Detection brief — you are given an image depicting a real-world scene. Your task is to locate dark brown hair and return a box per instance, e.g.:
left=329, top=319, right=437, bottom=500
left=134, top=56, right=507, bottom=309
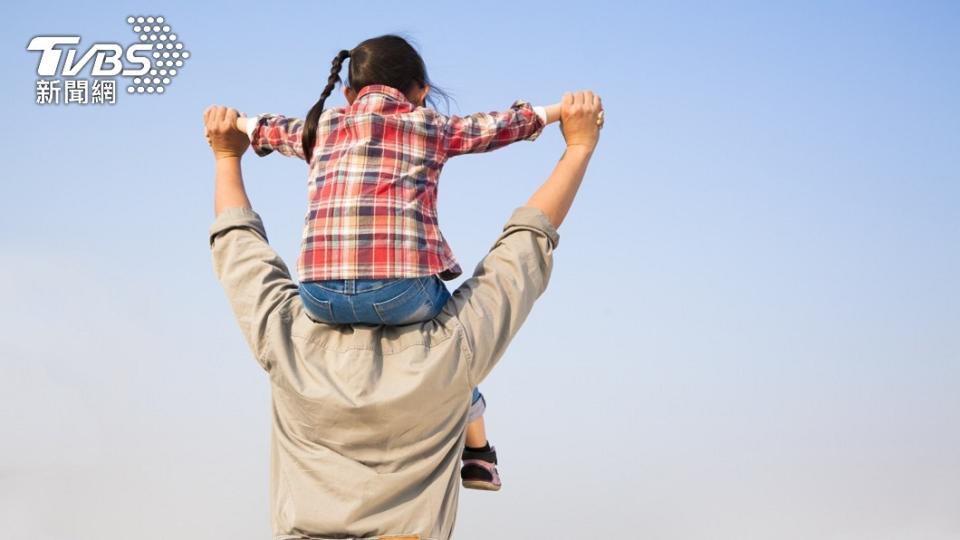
left=301, top=35, right=446, bottom=163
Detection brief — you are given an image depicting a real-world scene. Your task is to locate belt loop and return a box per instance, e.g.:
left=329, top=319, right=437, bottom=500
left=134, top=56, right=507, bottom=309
left=345, top=279, right=354, bottom=294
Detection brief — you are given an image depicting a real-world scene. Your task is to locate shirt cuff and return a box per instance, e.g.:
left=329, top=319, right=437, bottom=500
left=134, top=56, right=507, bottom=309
left=209, top=206, right=267, bottom=246
left=533, top=106, right=547, bottom=125
left=501, top=207, right=560, bottom=249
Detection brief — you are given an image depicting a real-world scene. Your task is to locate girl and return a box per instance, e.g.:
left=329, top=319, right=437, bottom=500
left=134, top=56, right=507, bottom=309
left=233, top=34, right=561, bottom=491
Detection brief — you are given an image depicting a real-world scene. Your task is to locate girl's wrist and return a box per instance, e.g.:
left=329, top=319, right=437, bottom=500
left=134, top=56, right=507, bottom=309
left=543, top=103, right=562, bottom=124
left=235, top=116, right=250, bottom=133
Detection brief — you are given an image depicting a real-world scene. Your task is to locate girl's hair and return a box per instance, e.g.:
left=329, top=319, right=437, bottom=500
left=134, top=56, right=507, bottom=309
left=302, top=34, right=446, bottom=163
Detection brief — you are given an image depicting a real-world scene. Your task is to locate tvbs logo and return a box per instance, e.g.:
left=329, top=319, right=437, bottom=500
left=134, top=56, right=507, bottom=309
left=27, top=16, right=190, bottom=105
left=28, top=37, right=153, bottom=77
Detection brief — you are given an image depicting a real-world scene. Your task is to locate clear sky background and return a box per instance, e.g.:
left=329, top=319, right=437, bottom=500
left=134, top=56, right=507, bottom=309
left=1, top=1, right=958, bottom=538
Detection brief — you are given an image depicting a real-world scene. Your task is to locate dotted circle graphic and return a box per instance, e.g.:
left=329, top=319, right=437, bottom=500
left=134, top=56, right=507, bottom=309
left=125, top=15, right=190, bottom=96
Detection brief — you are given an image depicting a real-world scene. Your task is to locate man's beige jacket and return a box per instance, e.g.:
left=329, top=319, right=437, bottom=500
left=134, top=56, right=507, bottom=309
left=210, top=206, right=559, bottom=540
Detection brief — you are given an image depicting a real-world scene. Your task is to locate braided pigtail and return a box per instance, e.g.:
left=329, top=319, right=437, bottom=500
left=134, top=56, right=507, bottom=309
left=302, top=49, right=351, bottom=163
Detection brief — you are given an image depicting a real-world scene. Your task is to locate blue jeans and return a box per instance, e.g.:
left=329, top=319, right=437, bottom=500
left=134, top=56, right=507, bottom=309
left=299, top=276, right=451, bottom=325
left=299, top=277, right=483, bottom=417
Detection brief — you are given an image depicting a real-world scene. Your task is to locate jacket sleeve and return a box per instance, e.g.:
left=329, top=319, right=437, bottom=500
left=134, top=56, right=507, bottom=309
left=250, top=113, right=307, bottom=160
left=438, top=101, right=545, bottom=158
left=209, top=207, right=300, bottom=371
left=444, top=207, right=560, bottom=386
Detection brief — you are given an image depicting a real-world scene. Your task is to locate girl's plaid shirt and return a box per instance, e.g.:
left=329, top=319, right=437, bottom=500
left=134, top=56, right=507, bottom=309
left=251, top=85, right=545, bottom=282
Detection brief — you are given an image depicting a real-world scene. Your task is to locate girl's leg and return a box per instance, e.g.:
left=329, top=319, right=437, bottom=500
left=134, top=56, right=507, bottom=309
left=465, top=416, right=488, bottom=448
left=465, top=387, right=488, bottom=447
left=461, top=388, right=501, bottom=491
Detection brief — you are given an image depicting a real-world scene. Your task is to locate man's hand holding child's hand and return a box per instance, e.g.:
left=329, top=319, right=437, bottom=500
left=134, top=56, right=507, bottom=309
left=203, top=105, right=249, bottom=159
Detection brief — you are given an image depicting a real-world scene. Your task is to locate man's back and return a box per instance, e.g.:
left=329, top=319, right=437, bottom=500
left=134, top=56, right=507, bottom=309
left=210, top=206, right=559, bottom=540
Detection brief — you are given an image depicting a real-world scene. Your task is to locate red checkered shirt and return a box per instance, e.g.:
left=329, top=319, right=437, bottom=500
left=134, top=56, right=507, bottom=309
left=251, top=84, right=544, bottom=282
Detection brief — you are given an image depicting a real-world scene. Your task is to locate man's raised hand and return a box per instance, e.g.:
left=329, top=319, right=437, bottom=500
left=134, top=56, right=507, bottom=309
left=203, top=105, right=249, bottom=159
left=559, top=90, right=603, bottom=153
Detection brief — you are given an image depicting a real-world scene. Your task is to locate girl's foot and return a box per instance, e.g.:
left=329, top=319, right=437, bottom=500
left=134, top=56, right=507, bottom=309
left=461, top=444, right=501, bottom=491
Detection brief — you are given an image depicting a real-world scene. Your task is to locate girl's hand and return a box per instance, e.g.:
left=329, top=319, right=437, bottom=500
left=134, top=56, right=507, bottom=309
left=560, top=91, right=603, bottom=152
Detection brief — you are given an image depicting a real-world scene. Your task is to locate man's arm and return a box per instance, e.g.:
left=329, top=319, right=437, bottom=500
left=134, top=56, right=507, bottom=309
left=204, top=105, right=252, bottom=217
left=205, top=105, right=299, bottom=371
left=449, top=91, right=602, bottom=385
left=525, top=90, right=602, bottom=228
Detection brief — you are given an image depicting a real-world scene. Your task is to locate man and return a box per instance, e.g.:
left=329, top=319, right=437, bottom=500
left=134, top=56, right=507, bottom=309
left=206, top=91, right=602, bottom=540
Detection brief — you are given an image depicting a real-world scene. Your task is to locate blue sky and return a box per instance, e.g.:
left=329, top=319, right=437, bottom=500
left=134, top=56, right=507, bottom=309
left=1, top=1, right=958, bottom=539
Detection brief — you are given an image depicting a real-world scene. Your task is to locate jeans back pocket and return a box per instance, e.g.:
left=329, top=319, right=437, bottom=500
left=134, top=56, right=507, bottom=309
left=373, top=279, right=436, bottom=325
left=298, top=284, right=336, bottom=323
